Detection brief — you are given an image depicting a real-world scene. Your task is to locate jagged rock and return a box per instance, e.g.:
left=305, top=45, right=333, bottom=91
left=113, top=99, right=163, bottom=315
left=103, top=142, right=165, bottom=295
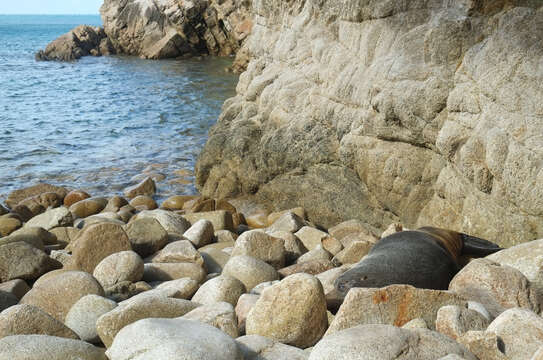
left=196, top=0, right=543, bottom=244
left=36, top=25, right=113, bottom=61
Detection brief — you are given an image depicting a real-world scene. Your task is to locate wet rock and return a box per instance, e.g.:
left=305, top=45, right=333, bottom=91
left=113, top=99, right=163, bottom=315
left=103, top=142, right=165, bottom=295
left=0, top=242, right=61, bottom=282
left=69, top=199, right=105, bottom=218
left=161, top=195, right=198, bottom=210
left=435, top=305, right=490, bottom=340
left=35, top=25, right=112, bottom=61
left=67, top=223, right=131, bottom=273
left=6, top=184, right=67, bottom=209
left=92, top=251, right=144, bottom=289
left=0, top=304, right=79, bottom=339
left=223, top=255, right=279, bottom=292
left=143, top=262, right=206, bottom=283
left=25, top=207, right=73, bottom=230
left=183, top=219, right=215, bottom=248
left=123, top=217, right=168, bottom=257
left=65, top=294, right=117, bottom=343
left=0, top=334, right=107, bottom=360
left=96, top=294, right=198, bottom=347
left=63, top=190, right=91, bottom=207
left=327, top=285, right=466, bottom=334
left=105, top=317, right=242, bottom=360
left=123, top=176, right=156, bottom=199
left=308, top=325, right=476, bottom=360
left=183, top=210, right=235, bottom=232
left=246, top=273, right=328, bottom=348
left=449, top=258, right=540, bottom=318
left=20, top=271, right=104, bottom=322
left=192, top=275, right=246, bottom=306
left=128, top=195, right=157, bottom=210
left=231, top=230, right=286, bottom=269
left=237, top=335, right=309, bottom=360
left=183, top=301, right=238, bottom=337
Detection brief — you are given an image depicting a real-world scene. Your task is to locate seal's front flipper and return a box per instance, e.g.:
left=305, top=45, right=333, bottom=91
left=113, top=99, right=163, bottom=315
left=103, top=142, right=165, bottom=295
left=461, top=234, right=502, bottom=257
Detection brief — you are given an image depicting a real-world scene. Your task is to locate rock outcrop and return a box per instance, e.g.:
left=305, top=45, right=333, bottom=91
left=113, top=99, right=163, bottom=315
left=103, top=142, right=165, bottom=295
left=196, top=0, right=543, bottom=246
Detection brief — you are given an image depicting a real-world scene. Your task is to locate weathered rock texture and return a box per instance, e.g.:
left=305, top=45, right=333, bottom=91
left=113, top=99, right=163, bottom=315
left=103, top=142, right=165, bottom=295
left=196, top=0, right=543, bottom=246
left=100, top=0, right=252, bottom=59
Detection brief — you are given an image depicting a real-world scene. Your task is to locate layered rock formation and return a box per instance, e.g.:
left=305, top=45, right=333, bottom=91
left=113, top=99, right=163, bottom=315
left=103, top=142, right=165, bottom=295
left=196, top=0, right=543, bottom=246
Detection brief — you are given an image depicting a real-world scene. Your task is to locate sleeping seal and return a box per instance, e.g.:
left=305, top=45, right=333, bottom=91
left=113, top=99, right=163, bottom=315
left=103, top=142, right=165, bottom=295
left=334, top=227, right=502, bottom=298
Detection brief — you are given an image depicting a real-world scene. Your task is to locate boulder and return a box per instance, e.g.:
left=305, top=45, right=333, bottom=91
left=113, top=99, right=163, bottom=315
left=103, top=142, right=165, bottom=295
left=296, top=246, right=332, bottom=264
left=69, top=199, right=105, bottom=219
left=153, top=278, right=199, bottom=299
left=63, top=190, right=91, bottom=207
left=191, top=275, right=246, bottom=306
left=0, top=242, right=61, bottom=282
left=327, top=285, right=466, bottom=334
left=67, top=223, right=132, bottom=273
left=65, top=295, right=117, bottom=343
left=183, top=210, right=235, bottom=232
left=231, top=230, right=286, bottom=269
left=0, top=217, right=21, bottom=237
left=92, top=251, right=144, bottom=289
left=129, top=195, right=157, bottom=210
left=7, top=226, right=57, bottom=247
left=49, top=227, right=79, bottom=246
left=183, top=219, right=215, bottom=248
left=294, top=227, right=330, bottom=251
left=0, top=335, right=107, bottom=360
left=308, top=325, right=476, bottom=360
left=246, top=273, right=328, bottom=348
left=269, top=231, right=307, bottom=263
left=151, top=240, right=204, bottom=265
left=123, top=217, right=168, bottom=257
left=449, top=258, right=540, bottom=317
left=237, top=335, right=309, bottom=360
left=266, top=212, right=306, bottom=233
left=435, top=305, right=490, bottom=340
left=223, top=255, right=279, bottom=292
left=143, top=262, right=206, bottom=283
left=328, top=220, right=379, bottom=243
left=105, top=317, right=242, bottom=360
left=20, top=271, right=104, bottom=322
left=161, top=195, right=199, bottom=210
left=331, top=240, right=373, bottom=265
left=0, top=304, right=78, bottom=339
left=457, top=331, right=508, bottom=360
left=123, top=176, right=156, bottom=199
left=5, top=184, right=67, bottom=209
left=200, top=247, right=231, bottom=274
left=133, top=209, right=191, bottom=236
left=278, top=259, right=334, bottom=278
left=183, top=301, right=238, bottom=338
left=0, top=291, right=17, bottom=313
left=235, top=294, right=259, bottom=335
left=96, top=294, right=198, bottom=347
left=0, top=279, right=30, bottom=300
left=25, top=207, right=73, bottom=230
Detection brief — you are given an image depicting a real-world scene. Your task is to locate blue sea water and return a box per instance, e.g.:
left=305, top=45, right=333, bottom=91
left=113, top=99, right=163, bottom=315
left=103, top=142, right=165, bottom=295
left=0, top=15, right=238, bottom=201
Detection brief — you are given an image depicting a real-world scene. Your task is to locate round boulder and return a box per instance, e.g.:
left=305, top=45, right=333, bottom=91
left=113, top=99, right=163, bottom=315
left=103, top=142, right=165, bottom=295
left=65, top=295, right=117, bottom=343
left=223, top=255, right=279, bottom=292
left=93, top=251, right=144, bottom=289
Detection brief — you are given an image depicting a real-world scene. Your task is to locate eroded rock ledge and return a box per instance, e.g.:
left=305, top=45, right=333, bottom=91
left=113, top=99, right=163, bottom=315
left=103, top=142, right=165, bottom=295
left=196, top=0, right=543, bottom=246
left=37, top=0, right=252, bottom=65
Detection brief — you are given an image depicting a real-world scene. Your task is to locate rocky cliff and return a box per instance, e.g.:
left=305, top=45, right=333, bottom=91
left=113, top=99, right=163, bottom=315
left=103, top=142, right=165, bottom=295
left=196, top=0, right=543, bottom=246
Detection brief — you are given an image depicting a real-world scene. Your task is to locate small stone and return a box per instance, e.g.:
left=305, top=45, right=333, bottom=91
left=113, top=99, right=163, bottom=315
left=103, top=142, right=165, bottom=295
left=67, top=223, right=132, bottom=273
left=69, top=199, right=105, bottom=219
left=192, top=275, right=246, bottom=306
left=134, top=209, right=191, bottom=236
left=246, top=273, right=328, bottom=348
left=297, top=246, right=332, bottom=264
left=436, top=305, right=490, bottom=340
left=183, top=301, right=238, bottom=337
left=295, top=226, right=329, bottom=251
left=96, top=294, right=198, bottom=347
left=154, top=278, right=199, bottom=299
left=0, top=217, right=21, bottom=237
left=236, top=294, right=259, bottom=335
left=237, top=335, right=309, bottom=360
left=231, top=230, right=286, bottom=269
left=129, top=195, right=157, bottom=210
left=0, top=304, right=79, bottom=339
left=25, top=207, right=73, bottom=230
left=151, top=240, right=204, bottom=265
left=215, top=229, right=238, bottom=242
left=105, top=318, right=242, bottom=360
left=6, top=184, right=68, bottom=209
left=0, top=335, right=107, bottom=360
left=183, top=219, right=215, bottom=248
left=0, top=242, right=61, bottom=282
left=223, top=255, right=279, bottom=292
left=183, top=210, right=235, bottom=232
left=123, top=217, right=168, bottom=257
left=123, top=176, right=156, bottom=199
left=327, top=285, right=466, bottom=335
left=278, top=259, right=334, bottom=278
left=93, top=251, right=144, bottom=289
left=0, top=279, right=30, bottom=300
left=331, top=240, right=373, bottom=265
left=308, top=325, right=476, bottom=360
left=20, top=271, right=104, bottom=322
left=143, top=262, right=206, bottom=283
left=266, top=212, right=306, bottom=233
left=457, top=331, right=508, bottom=360
left=486, top=308, right=543, bottom=360
left=63, top=190, right=91, bottom=207
left=449, top=258, right=540, bottom=318
left=65, top=294, right=117, bottom=343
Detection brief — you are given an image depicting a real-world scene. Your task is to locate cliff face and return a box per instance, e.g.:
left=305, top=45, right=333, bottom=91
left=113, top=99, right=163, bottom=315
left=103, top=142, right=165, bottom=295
left=196, top=0, right=543, bottom=246
left=100, top=0, right=252, bottom=59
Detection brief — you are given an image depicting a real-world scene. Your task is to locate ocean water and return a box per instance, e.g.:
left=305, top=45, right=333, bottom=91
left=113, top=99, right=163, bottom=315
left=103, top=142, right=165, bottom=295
left=0, top=15, right=238, bottom=202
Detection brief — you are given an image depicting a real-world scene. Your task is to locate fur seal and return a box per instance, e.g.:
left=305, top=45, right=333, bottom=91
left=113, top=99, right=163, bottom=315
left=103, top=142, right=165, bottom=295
left=334, top=227, right=502, bottom=297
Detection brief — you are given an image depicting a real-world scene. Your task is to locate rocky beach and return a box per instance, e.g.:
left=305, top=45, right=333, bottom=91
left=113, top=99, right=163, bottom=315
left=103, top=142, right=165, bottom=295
left=2, top=0, right=543, bottom=359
